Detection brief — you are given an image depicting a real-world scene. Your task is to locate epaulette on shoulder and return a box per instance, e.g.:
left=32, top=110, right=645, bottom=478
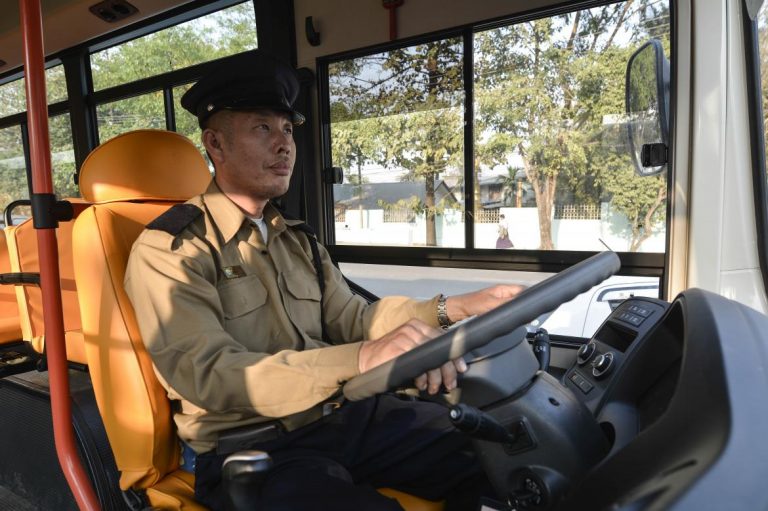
left=146, top=204, right=203, bottom=236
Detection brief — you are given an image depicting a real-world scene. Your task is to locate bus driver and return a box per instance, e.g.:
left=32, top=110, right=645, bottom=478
left=125, top=50, right=523, bottom=510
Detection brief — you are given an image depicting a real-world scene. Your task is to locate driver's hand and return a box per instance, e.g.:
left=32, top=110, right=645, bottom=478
left=358, top=319, right=468, bottom=394
left=445, top=284, right=526, bottom=323
left=413, top=357, right=467, bottom=395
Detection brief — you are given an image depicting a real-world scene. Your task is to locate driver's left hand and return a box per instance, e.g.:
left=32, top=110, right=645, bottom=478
left=445, top=284, right=526, bottom=324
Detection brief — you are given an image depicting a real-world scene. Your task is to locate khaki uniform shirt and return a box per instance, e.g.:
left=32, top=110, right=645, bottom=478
left=125, top=181, right=440, bottom=453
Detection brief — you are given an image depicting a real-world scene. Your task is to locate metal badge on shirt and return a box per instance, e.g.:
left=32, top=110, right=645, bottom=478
left=222, top=265, right=247, bottom=279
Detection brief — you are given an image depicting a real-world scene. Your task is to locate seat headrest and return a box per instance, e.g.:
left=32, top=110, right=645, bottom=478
left=79, top=130, right=212, bottom=203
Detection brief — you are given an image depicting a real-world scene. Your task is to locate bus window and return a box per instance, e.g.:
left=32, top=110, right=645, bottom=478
left=752, top=3, right=768, bottom=299
left=0, top=125, right=26, bottom=219
left=323, top=1, right=670, bottom=254
left=45, top=64, right=67, bottom=105
left=0, top=78, right=25, bottom=118
left=473, top=4, right=669, bottom=252
left=0, top=64, right=67, bottom=119
left=0, top=64, right=71, bottom=223
left=89, top=1, right=258, bottom=91
left=50, top=113, right=78, bottom=199
left=321, top=0, right=670, bottom=338
left=328, top=38, right=465, bottom=248
left=173, top=83, right=207, bottom=158
left=96, top=91, right=165, bottom=141
left=757, top=8, right=768, bottom=199
left=0, top=64, right=67, bottom=118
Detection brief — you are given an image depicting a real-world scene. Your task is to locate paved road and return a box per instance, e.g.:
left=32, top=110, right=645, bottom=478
left=340, top=263, right=550, bottom=299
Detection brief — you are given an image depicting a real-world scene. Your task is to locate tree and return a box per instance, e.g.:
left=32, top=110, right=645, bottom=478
left=331, top=117, right=383, bottom=225
left=474, top=1, right=669, bottom=250
left=90, top=2, right=256, bottom=144
left=0, top=65, right=76, bottom=212
left=758, top=8, right=768, bottom=174
left=0, top=125, right=27, bottom=213
left=329, top=39, right=465, bottom=246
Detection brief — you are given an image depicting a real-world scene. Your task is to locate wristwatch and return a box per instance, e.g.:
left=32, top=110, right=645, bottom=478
left=437, top=294, right=453, bottom=330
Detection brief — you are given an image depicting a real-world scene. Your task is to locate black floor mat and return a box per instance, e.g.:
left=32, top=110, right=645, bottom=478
left=0, top=485, right=39, bottom=510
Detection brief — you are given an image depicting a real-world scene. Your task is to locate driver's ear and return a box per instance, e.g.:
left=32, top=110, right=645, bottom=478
left=202, top=128, right=226, bottom=166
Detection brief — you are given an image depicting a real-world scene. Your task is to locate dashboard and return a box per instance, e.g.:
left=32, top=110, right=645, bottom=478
left=558, top=289, right=768, bottom=510
left=563, top=297, right=682, bottom=449
left=470, top=289, right=768, bottom=510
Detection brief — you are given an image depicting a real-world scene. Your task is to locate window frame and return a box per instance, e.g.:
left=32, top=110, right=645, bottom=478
left=0, top=59, right=71, bottom=205
left=87, top=0, right=260, bottom=144
left=317, top=0, right=674, bottom=279
left=743, top=0, right=768, bottom=300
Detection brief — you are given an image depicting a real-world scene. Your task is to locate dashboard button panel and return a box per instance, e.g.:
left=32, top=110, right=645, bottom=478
left=617, top=311, right=644, bottom=327
left=563, top=297, right=669, bottom=413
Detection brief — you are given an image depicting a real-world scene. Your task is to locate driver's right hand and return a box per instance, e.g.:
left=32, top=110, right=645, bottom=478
left=358, top=319, right=468, bottom=395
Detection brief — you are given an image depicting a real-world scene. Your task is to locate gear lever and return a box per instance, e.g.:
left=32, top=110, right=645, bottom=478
left=532, top=327, right=551, bottom=372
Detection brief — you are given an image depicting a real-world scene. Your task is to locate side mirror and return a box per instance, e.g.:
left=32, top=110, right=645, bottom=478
left=625, top=39, right=670, bottom=176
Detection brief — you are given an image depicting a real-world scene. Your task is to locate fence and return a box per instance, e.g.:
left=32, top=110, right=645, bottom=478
left=383, top=207, right=416, bottom=223
left=475, top=208, right=500, bottom=223
left=554, top=204, right=601, bottom=220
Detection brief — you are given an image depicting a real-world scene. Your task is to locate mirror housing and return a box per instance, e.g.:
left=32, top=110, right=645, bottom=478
left=625, top=39, right=670, bottom=176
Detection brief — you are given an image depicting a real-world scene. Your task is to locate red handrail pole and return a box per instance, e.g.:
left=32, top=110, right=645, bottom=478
left=18, top=1, right=100, bottom=510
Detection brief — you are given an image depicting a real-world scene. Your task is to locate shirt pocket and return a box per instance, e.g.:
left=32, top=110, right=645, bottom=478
left=282, top=271, right=322, bottom=340
left=219, top=275, right=268, bottom=320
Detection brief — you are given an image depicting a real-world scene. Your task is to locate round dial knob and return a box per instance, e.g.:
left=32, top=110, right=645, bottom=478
left=592, top=352, right=615, bottom=379
left=576, top=341, right=596, bottom=365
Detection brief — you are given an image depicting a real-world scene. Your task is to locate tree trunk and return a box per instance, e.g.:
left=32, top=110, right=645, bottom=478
left=425, top=170, right=437, bottom=246
left=630, top=184, right=666, bottom=251
left=357, top=160, right=364, bottom=229
left=528, top=168, right=556, bottom=250
left=537, top=180, right=555, bottom=250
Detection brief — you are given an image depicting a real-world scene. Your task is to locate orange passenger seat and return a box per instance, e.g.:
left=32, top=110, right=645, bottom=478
left=72, top=129, right=442, bottom=511
left=0, top=229, right=22, bottom=345
left=5, top=201, right=89, bottom=365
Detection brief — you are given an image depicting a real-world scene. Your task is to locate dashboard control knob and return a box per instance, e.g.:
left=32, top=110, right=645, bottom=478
left=592, top=352, right=615, bottom=379
left=576, top=342, right=596, bottom=365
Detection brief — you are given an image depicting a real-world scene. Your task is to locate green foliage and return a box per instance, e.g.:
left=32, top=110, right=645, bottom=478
left=0, top=79, right=26, bottom=118
left=0, top=126, right=27, bottom=211
left=92, top=1, right=257, bottom=143
left=50, top=113, right=79, bottom=199
left=0, top=113, right=78, bottom=214
left=0, top=64, right=69, bottom=118
left=329, top=39, right=465, bottom=245
left=328, top=0, right=671, bottom=251
left=757, top=7, right=768, bottom=184
left=473, top=0, right=670, bottom=250
left=90, top=2, right=257, bottom=90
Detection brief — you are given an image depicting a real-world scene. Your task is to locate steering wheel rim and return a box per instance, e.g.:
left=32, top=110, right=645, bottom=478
left=343, top=251, right=621, bottom=401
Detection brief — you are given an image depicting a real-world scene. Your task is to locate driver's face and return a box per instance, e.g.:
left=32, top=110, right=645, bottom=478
left=207, top=109, right=296, bottom=201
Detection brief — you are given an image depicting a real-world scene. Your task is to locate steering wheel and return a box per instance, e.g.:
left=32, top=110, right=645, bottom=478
left=343, top=251, right=621, bottom=401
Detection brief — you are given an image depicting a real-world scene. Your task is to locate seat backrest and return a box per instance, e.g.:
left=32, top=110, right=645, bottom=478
left=0, top=229, right=22, bottom=344
left=72, top=130, right=211, bottom=490
left=6, top=201, right=89, bottom=364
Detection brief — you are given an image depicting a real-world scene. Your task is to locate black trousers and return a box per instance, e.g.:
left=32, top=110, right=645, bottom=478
left=194, top=394, right=490, bottom=511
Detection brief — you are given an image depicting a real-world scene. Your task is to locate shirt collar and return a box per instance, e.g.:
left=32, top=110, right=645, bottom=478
left=203, top=180, right=292, bottom=244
